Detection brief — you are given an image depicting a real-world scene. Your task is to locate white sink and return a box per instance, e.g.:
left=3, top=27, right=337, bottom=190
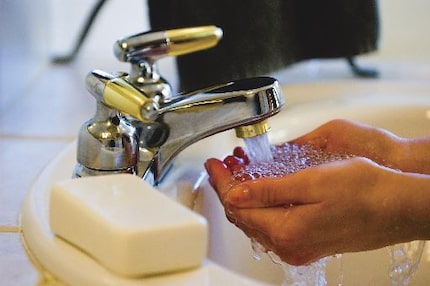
left=21, top=80, right=430, bottom=285
left=174, top=81, right=430, bottom=285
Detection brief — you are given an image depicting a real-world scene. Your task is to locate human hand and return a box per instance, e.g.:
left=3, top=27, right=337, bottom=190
left=205, top=155, right=429, bottom=265
left=204, top=119, right=430, bottom=265
left=289, top=119, right=405, bottom=170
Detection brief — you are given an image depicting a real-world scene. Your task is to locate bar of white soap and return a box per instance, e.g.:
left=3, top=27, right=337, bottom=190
left=49, top=174, right=208, bottom=277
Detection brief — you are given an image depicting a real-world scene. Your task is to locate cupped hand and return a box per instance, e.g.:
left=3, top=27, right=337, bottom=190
left=289, top=119, right=407, bottom=170
left=205, top=155, right=429, bottom=265
left=291, top=119, right=430, bottom=174
left=204, top=119, right=430, bottom=265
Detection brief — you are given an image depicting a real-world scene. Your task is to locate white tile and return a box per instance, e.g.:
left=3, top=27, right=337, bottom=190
left=0, top=65, right=93, bottom=137
left=0, top=56, right=180, bottom=138
left=0, top=138, right=70, bottom=226
left=48, top=0, right=150, bottom=59
left=0, top=233, right=39, bottom=286
left=0, top=0, right=50, bottom=110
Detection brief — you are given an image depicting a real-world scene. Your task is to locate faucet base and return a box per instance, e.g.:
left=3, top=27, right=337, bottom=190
left=72, top=164, right=136, bottom=178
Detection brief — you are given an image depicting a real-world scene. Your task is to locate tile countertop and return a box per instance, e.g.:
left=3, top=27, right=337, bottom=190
left=1, top=57, right=430, bottom=285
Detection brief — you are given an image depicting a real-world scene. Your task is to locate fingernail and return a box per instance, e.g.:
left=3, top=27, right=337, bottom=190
left=204, top=160, right=212, bottom=173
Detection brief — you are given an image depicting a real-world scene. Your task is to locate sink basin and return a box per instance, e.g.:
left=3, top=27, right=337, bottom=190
left=21, top=80, right=430, bottom=285
left=173, top=81, right=430, bottom=285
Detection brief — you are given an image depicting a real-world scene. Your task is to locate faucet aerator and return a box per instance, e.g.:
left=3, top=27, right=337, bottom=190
left=235, top=119, right=271, bottom=139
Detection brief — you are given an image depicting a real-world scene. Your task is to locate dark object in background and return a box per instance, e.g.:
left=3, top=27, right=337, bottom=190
left=51, top=0, right=108, bottom=64
left=148, top=0, right=380, bottom=91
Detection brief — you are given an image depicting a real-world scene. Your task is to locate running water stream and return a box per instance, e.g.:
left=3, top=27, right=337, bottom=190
left=242, top=133, right=273, bottom=163
left=237, top=134, right=424, bottom=285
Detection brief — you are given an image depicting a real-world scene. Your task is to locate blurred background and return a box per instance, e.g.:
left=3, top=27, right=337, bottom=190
left=1, top=0, right=430, bottom=111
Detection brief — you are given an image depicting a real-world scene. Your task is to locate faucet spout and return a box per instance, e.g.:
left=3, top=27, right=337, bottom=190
left=74, top=27, right=286, bottom=185
left=141, top=77, right=285, bottom=183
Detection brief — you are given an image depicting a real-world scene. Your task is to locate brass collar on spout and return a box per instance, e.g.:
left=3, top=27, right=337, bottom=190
left=235, top=119, right=271, bottom=139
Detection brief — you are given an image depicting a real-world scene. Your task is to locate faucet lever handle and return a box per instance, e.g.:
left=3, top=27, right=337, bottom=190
left=113, top=26, right=223, bottom=63
left=87, top=70, right=159, bottom=122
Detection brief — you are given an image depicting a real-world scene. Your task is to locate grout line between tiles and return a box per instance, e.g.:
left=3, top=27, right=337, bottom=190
left=0, top=134, right=75, bottom=142
left=0, top=226, right=20, bottom=232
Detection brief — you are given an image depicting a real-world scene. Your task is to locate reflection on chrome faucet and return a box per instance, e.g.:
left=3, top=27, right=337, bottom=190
left=142, top=76, right=284, bottom=183
left=74, top=70, right=284, bottom=184
left=73, top=26, right=285, bottom=184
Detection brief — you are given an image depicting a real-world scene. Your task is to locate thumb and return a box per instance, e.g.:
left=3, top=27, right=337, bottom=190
left=225, top=174, right=316, bottom=208
left=204, top=158, right=233, bottom=201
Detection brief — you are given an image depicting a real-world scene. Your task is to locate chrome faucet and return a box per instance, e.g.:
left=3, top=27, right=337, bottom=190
left=73, top=26, right=285, bottom=184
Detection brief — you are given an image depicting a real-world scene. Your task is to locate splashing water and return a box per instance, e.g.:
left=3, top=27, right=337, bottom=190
left=251, top=237, right=266, bottom=261
left=238, top=142, right=352, bottom=285
left=388, top=241, right=425, bottom=286
left=235, top=142, right=353, bottom=181
left=251, top=238, right=343, bottom=286
left=280, top=258, right=328, bottom=286
left=235, top=141, right=424, bottom=285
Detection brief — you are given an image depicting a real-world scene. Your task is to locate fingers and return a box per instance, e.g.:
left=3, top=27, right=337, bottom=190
left=289, top=119, right=361, bottom=150
left=223, top=146, right=250, bottom=172
left=224, top=170, right=319, bottom=209
left=230, top=206, right=320, bottom=266
left=288, top=120, right=337, bottom=148
left=204, top=158, right=234, bottom=201
left=233, top=146, right=250, bottom=164
left=289, top=133, right=328, bottom=149
left=223, top=155, right=245, bottom=172
left=289, top=119, right=400, bottom=163
left=233, top=206, right=290, bottom=234
left=227, top=207, right=288, bottom=254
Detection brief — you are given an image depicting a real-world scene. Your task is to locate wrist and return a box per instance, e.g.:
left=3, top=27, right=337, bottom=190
left=396, top=138, right=430, bottom=174
left=374, top=170, right=430, bottom=243
left=397, top=172, right=430, bottom=240
left=389, top=137, right=411, bottom=171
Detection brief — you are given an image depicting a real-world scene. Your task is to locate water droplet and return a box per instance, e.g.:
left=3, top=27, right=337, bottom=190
left=234, top=142, right=354, bottom=181
left=236, top=141, right=354, bottom=285
left=250, top=238, right=266, bottom=261
left=388, top=241, right=425, bottom=285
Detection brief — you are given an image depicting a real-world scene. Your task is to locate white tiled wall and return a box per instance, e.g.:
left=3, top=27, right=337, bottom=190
left=0, top=1, right=429, bottom=285
left=0, top=0, right=49, bottom=110
left=48, top=0, right=150, bottom=58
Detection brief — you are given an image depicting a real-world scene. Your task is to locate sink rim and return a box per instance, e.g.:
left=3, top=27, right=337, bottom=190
left=20, top=89, right=430, bottom=285
left=19, top=143, right=269, bottom=286
left=188, top=98, right=430, bottom=285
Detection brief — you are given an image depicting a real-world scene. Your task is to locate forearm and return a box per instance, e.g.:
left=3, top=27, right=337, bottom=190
left=289, top=120, right=430, bottom=174
left=355, top=130, right=430, bottom=175
left=398, top=137, right=430, bottom=174
left=379, top=170, right=430, bottom=243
